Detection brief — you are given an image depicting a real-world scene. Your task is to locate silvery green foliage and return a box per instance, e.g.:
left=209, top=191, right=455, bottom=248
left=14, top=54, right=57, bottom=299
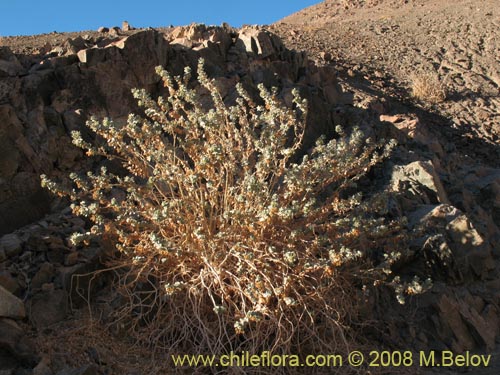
left=42, top=59, right=422, bottom=356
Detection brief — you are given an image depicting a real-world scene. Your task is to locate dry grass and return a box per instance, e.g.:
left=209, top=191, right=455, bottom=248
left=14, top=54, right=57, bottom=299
left=411, top=71, right=447, bottom=103
left=34, top=310, right=163, bottom=374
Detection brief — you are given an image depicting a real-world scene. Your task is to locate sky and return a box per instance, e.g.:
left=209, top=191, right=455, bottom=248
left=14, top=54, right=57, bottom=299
left=0, top=0, right=321, bottom=37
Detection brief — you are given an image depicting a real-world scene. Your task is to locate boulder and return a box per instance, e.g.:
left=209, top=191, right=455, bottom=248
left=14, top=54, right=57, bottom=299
left=446, top=215, right=495, bottom=278
left=0, top=105, right=49, bottom=235
left=76, top=47, right=112, bottom=66
left=118, top=30, right=169, bottom=86
left=435, top=294, right=476, bottom=352
left=434, top=292, right=498, bottom=352
left=122, top=21, right=133, bottom=32
left=0, top=271, right=20, bottom=295
left=456, top=167, right=500, bottom=246
left=0, top=47, right=26, bottom=77
left=391, top=160, right=449, bottom=206
left=29, top=289, right=68, bottom=328
left=381, top=114, right=444, bottom=156
left=409, top=204, right=495, bottom=280
left=31, top=262, right=55, bottom=290
left=236, top=27, right=282, bottom=57
left=0, top=285, right=25, bottom=319
left=61, top=36, right=89, bottom=56
left=0, top=233, right=22, bottom=258
left=320, top=51, right=332, bottom=61
left=33, top=356, right=53, bottom=375
left=108, top=27, right=121, bottom=37
left=0, top=105, right=23, bottom=181
left=0, top=319, right=38, bottom=367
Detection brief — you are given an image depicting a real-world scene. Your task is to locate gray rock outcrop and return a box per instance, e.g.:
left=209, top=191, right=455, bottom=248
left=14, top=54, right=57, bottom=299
left=0, top=26, right=348, bottom=235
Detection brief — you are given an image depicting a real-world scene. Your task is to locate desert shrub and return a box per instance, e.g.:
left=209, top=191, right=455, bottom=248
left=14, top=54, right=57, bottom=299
left=411, top=71, right=447, bottom=103
left=42, top=59, right=413, bottom=368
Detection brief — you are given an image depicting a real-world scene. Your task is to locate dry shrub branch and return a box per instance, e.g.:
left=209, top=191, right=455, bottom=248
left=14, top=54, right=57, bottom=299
left=411, top=71, right=447, bottom=104
left=42, top=59, right=416, bottom=369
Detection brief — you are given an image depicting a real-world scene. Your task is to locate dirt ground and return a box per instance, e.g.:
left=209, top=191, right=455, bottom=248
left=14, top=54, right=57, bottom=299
left=270, top=0, right=499, bottom=167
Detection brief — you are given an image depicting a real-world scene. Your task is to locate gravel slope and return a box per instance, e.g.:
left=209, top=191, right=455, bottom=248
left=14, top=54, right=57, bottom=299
left=270, top=0, right=499, bottom=166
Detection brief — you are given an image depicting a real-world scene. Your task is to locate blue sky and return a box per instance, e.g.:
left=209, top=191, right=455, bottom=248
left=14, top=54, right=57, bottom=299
left=0, top=0, right=320, bottom=36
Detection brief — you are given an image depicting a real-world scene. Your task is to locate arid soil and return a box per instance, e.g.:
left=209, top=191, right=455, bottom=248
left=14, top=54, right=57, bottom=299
left=271, top=0, right=499, bottom=166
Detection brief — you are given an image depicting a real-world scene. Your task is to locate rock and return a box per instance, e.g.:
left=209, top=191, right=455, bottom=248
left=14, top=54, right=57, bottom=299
left=50, top=46, right=66, bottom=56
left=33, top=356, right=53, bottom=375
left=62, top=109, right=85, bottom=133
left=46, top=246, right=66, bottom=264
left=55, top=365, right=98, bottom=375
left=209, top=29, right=233, bottom=57
left=459, top=167, right=500, bottom=241
left=0, top=319, right=38, bottom=366
left=435, top=294, right=476, bottom=352
left=0, top=105, right=23, bottom=181
left=31, top=262, right=55, bottom=290
left=76, top=47, right=109, bottom=65
left=186, top=23, right=207, bottom=41
left=0, top=285, right=25, bottom=319
left=446, top=215, right=495, bottom=278
left=0, top=233, right=22, bottom=258
left=29, top=289, right=68, bottom=328
left=64, top=251, right=79, bottom=266
left=170, top=26, right=185, bottom=40
left=117, top=30, right=169, bottom=86
left=58, top=259, right=103, bottom=306
left=319, top=51, right=332, bottom=61
left=122, top=21, right=133, bottom=32
left=28, top=59, right=55, bottom=73
left=0, top=271, right=20, bottom=295
left=434, top=292, right=499, bottom=352
left=457, top=297, right=496, bottom=350
left=0, top=362, right=16, bottom=374
left=421, top=234, right=462, bottom=282
left=410, top=204, right=495, bottom=280
left=97, top=27, right=109, bottom=33
left=18, top=250, right=32, bottom=263
left=41, top=283, right=55, bottom=292
left=236, top=28, right=281, bottom=57
left=0, top=104, right=52, bottom=236
left=108, top=27, right=121, bottom=37
left=0, top=47, right=26, bottom=77
left=323, top=84, right=343, bottom=105
left=380, top=114, right=443, bottom=156
left=482, top=304, right=500, bottom=340
left=391, top=160, right=449, bottom=206
left=61, top=36, right=88, bottom=56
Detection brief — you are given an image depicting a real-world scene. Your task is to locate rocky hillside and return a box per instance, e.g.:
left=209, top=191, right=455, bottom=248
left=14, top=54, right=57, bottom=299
left=272, top=0, right=499, bottom=164
left=0, top=0, right=499, bottom=373
left=272, top=0, right=500, bottom=372
left=0, top=25, right=347, bottom=235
